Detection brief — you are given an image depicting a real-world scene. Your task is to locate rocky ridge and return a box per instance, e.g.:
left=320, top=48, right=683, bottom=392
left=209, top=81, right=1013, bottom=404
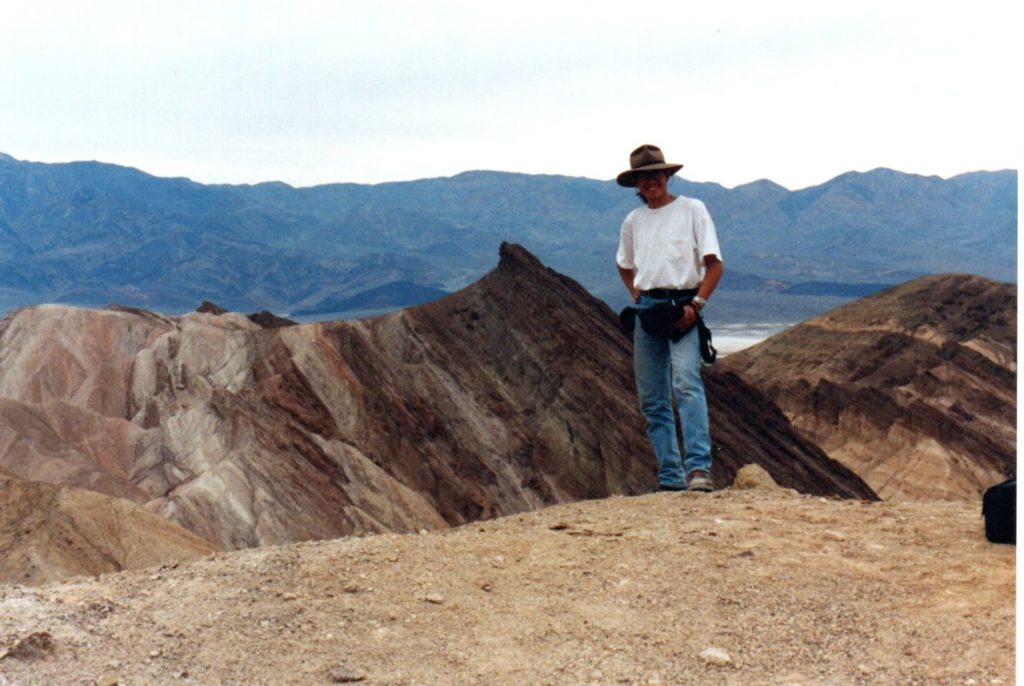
left=0, top=244, right=872, bottom=581
left=721, top=274, right=1016, bottom=501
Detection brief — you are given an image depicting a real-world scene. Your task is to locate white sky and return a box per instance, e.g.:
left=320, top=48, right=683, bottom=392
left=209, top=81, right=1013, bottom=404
left=1, top=0, right=1019, bottom=190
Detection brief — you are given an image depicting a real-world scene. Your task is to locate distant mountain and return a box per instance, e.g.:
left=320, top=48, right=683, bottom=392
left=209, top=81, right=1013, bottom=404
left=781, top=281, right=895, bottom=297
left=720, top=274, right=1016, bottom=501
left=0, top=153, right=1016, bottom=322
left=0, top=244, right=873, bottom=553
left=291, top=280, right=450, bottom=317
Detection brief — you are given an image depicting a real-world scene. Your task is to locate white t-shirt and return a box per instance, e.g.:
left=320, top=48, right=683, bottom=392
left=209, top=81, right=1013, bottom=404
left=616, top=196, right=722, bottom=291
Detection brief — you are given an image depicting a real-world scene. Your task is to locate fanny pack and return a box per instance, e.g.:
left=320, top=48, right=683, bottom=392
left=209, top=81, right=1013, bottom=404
left=619, top=298, right=717, bottom=364
left=638, top=301, right=690, bottom=341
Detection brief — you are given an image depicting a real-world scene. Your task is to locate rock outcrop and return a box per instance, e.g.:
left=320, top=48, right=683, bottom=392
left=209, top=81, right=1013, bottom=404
left=0, top=468, right=216, bottom=585
left=703, top=369, right=874, bottom=500
left=721, top=274, right=1016, bottom=501
left=0, top=244, right=874, bottom=556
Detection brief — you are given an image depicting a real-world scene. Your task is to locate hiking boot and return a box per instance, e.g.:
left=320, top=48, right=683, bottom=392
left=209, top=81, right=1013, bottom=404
left=686, top=470, right=713, bottom=492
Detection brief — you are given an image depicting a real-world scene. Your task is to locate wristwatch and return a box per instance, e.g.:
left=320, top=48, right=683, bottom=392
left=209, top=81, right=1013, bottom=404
left=692, top=296, right=707, bottom=310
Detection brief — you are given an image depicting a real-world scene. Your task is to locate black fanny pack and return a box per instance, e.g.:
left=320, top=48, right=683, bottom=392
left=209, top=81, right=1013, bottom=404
left=619, top=296, right=717, bottom=364
left=638, top=300, right=691, bottom=340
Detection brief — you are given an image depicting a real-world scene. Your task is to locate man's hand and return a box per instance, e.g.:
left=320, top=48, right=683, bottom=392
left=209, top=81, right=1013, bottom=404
left=676, top=303, right=698, bottom=329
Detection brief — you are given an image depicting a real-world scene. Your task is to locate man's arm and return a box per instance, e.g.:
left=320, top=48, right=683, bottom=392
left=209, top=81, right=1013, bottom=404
left=617, top=265, right=639, bottom=303
left=679, top=255, right=723, bottom=328
left=697, top=255, right=723, bottom=302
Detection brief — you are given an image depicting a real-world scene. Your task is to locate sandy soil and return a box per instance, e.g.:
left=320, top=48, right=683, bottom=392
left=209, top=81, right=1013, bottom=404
left=0, top=473, right=1015, bottom=686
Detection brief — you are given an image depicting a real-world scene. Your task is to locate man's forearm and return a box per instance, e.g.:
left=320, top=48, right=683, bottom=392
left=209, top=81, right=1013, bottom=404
left=617, top=265, right=638, bottom=302
left=697, top=258, right=723, bottom=301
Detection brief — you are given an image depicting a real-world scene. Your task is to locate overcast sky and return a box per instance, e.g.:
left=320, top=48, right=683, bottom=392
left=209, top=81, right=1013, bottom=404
left=1, top=0, right=1019, bottom=190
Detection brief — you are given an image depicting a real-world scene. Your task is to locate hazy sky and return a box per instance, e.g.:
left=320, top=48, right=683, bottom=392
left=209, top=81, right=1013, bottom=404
left=1, top=0, right=1019, bottom=190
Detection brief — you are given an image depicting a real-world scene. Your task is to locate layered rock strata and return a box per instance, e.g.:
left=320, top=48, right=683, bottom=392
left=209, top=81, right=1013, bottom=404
left=0, top=468, right=216, bottom=585
left=722, top=274, right=1016, bottom=501
left=0, top=243, right=874, bottom=554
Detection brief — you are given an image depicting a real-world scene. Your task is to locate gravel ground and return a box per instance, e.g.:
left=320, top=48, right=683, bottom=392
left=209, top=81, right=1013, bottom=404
left=0, top=474, right=1015, bottom=686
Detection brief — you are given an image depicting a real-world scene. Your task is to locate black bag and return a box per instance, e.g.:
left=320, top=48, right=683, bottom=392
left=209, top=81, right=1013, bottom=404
left=982, top=478, right=1015, bottom=544
left=638, top=301, right=690, bottom=341
left=618, top=303, right=717, bottom=364
left=619, top=306, right=637, bottom=337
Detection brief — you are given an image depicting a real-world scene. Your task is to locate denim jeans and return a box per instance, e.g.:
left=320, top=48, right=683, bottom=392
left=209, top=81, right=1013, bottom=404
left=633, top=295, right=712, bottom=489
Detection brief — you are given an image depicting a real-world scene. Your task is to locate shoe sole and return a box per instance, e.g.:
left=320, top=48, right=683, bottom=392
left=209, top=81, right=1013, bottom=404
left=686, top=478, right=713, bottom=493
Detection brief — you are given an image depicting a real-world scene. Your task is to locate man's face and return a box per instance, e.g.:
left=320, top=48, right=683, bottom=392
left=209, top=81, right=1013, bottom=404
left=635, top=171, right=668, bottom=203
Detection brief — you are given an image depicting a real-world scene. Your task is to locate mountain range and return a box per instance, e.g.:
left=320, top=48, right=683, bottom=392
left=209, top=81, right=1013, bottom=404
left=0, top=153, right=1015, bottom=323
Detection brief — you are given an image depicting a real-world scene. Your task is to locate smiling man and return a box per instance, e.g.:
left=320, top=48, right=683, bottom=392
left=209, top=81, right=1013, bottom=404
left=615, top=144, right=724, bottom=493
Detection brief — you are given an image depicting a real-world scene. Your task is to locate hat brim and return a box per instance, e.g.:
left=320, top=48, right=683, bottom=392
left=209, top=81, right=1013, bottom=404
left=616, top=162, right=683, bottom=188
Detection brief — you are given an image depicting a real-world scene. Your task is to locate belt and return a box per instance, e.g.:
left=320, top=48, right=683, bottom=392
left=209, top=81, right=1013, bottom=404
left=639, top=287, right=698, bottom=299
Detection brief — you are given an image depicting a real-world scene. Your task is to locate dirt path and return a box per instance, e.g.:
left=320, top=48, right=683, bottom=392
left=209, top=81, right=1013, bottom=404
left=0, top=477, right=1014, bottom=685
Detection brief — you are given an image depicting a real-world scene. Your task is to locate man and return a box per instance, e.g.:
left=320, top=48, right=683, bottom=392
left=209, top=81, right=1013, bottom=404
left=615, top=144, right=724, bottom=492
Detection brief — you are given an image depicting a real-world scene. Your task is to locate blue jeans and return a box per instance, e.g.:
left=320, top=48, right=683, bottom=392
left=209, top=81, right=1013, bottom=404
left=633, top=295, right=712, bottom=489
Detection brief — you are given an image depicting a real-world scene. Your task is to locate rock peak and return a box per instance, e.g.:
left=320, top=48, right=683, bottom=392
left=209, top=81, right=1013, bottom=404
left=498, top=241, right=544, bottom=272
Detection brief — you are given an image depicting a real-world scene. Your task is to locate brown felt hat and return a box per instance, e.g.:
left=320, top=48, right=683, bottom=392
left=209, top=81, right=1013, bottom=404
left=616, top=144, right=683, bottom=187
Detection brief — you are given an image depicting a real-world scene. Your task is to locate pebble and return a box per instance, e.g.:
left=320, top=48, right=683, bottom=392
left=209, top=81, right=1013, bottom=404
left=424, top=592, right=444, bottom=604
left=95, top=674, right=120, bottom=686
left=2, top=632, right=55, bottom=661
left=698, top=646, right=733, bottom=666
left=328, top=665, right=367, bottom=682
